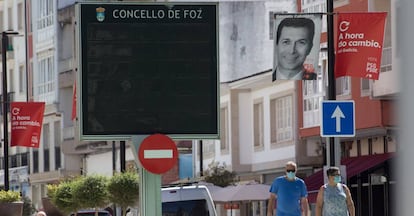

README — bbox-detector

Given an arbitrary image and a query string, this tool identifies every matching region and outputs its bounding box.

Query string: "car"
[70,209,112,216]
[161,184,217,216]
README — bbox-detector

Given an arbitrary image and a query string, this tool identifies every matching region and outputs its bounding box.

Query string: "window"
[220,106,229,153]
[381,47,392,72]
[270,95,293,144]
[21,152,28,167]
[333,0,350,8]
[9,68,14,92]
[38,0,54,29]
[8,8,12,31]
[37,55,55,103]
[18,3,24,30]
[0,11,3,31]
[269,11,286,40]
[11,155,17,168]
[361,79,370,96]
[43,123,50,172]
[336,77,350,96]
[303,79,323,127]
[19,65,26,93]
[253,102,264,149]
[54,121,61,169]
[201,140,215,159]
[269,12,275,40]
[33,150,39,173]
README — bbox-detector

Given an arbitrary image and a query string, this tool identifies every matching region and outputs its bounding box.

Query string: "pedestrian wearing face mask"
[315,167,355,216]
[267,161,309,216]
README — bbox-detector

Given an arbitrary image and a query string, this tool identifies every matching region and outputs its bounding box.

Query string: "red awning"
[304,171,323,203]
[304,153,394,203]
[341,153,394,178]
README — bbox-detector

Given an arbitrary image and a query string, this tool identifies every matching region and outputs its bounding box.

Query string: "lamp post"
[2,31,18,191]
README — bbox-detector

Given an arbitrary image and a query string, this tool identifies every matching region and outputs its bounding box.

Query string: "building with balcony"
[298,0,396,215]
[194,0,396,216]
[0,1,398,215]
[0,0,31,200]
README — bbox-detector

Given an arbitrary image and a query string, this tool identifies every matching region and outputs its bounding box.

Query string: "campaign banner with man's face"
[11,102,45,148]
[273,13,322,81]
[335,12,387,80]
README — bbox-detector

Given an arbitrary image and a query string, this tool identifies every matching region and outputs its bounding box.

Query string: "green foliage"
[108,172,139,216]
[73,175,109,210]
[46,184,59,199]
[204,161,236,187]
[49,173,140,215]
[52,180,81,214]
[0,190,21,203]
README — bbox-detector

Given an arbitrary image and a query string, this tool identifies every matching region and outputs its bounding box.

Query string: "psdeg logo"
[96,7,105,22]
[339,20,350,32]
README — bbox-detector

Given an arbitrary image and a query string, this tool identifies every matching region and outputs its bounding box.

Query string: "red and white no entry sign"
[138,134,178,174]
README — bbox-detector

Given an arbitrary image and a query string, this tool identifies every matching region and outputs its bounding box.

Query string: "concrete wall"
[219,0,296,82]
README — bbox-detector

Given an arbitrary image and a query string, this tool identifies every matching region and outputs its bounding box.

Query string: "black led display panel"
[77,3,218,139]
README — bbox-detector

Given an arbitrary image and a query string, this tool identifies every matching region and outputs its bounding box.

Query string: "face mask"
[334,176,342,184]
[286,172,295,180]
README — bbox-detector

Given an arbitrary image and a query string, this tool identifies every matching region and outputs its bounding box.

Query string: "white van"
[161,184,217,216]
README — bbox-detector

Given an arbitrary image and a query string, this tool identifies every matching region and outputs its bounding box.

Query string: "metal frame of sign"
[75,2,219,140]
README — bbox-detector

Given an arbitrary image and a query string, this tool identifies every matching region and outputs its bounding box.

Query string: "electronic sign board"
[76,2,219,140]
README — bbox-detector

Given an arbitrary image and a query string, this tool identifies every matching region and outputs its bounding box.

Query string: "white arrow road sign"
[321,100,355,137]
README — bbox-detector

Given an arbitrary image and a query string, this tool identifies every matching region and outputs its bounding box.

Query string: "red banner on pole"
[335,12,387,80]
[11,102,45,148]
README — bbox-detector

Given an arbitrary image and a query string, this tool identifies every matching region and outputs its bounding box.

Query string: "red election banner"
[335,12,387,80]
[11,102,45,148]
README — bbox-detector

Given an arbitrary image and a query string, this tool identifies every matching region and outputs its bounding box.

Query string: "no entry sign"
[138,134,178,174]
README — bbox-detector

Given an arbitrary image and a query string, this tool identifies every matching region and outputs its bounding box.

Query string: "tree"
[51,180,81,215]
[73,175,109,216]
[107,172,139,216]
[204,161,236,187]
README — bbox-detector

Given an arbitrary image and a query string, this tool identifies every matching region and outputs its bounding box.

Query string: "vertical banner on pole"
[272,13,322,81]
[335,12,387,80]
[10,102,45,148]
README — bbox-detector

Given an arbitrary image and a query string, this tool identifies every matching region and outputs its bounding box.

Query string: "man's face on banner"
[277,26,312,72]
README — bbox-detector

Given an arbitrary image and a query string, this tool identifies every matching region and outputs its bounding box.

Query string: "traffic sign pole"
[132,134,178,216]
[131,135,162,216]
[139,167,161,216]
[327,0,336,167]
[321,100,355,167]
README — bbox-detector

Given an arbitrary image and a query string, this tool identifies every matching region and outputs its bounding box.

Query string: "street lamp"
[2,30,19,191]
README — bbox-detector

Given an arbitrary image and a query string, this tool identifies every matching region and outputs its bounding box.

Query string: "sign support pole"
[2,31,18,191]
[131,136,162,216]
[139,168,161,216]
[327,0,338,167]
[2,32,10,191]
